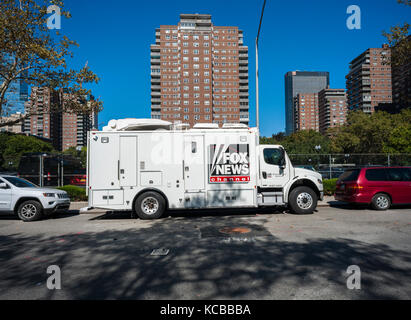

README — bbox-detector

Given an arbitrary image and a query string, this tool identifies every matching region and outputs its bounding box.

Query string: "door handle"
[262,171,267,179]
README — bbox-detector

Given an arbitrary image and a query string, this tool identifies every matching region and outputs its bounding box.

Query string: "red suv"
[335,167,411,210]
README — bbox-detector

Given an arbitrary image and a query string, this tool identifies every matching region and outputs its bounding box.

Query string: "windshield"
[2,176,38,188]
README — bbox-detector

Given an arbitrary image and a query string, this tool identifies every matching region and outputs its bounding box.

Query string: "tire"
[134,191,166,220]
[371,193,391,210]
[17,200,43,222]
[288,186,318,214]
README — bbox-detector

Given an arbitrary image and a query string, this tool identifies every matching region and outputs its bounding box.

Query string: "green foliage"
[261,130,331,154]
[57,185,87,201]
[62,146,87,168]
[323,179,338,196]
[0,132,53,170]
[329,109,411,154]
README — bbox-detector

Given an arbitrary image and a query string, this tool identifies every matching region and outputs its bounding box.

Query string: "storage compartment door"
[89,134,120,189]
[119,136,137,187]
[183,135,205,191]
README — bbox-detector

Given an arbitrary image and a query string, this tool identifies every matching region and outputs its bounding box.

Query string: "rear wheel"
[17,200,43,222]
[371,193,391,210]
[288,186,318,214]
[134,191,166,219]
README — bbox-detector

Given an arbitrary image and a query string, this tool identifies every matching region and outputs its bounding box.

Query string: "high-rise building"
[25,87,98,151]
[318,88,347,135]
[293,93,319,132]
[391,35,410,112]
[284,71,329,135]
[150,14,249,127]
[0,54,28,115]
[346,45,392,113]
[25,87,62,150]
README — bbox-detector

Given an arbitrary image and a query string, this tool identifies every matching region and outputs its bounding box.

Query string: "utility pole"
[255,0,267,132]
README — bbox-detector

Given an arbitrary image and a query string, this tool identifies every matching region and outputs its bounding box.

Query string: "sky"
[60,0,410,136]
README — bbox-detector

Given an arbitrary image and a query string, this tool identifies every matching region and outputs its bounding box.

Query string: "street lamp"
[255,0,267,132]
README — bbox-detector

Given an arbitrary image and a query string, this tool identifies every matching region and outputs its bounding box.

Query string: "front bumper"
[43,199,71,213]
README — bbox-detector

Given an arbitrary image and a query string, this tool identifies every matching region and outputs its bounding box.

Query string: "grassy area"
[323,178,338,196]
[57,185,87,201]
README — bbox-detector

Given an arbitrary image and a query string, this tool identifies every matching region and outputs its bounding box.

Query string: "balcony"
[151,98,161,103]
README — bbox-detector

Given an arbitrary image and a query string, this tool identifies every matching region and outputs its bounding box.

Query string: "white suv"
[0,175,71,222]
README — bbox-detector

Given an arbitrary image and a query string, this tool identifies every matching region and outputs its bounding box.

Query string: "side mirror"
[0,182,8,189]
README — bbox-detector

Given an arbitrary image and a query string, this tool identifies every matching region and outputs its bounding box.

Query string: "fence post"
[387,154,390,166]
[329,154,332,180]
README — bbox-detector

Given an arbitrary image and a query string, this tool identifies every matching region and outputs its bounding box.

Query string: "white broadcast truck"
[86,119,323,219]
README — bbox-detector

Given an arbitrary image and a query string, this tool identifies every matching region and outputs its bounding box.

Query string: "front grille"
[57,193,69,199]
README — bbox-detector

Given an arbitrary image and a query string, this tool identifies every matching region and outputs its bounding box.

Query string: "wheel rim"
[376,195,389,209]
[21,204,37,219]
[141,197,159,215]
[296,192,313,210]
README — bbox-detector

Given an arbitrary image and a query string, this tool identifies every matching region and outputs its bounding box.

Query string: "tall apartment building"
[150,14,249,127]
[391,35,410,112]
[61,92,98,151]
[346,45,392,113]
[25,87,62,150]
[318,88,347,135]
[284,71,329,135]
[293,93,319,132]
[25,87,98,151]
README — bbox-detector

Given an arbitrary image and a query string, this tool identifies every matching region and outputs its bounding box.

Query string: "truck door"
[259,146,290,188]
[183,135,205,191]
[119,136,137,187]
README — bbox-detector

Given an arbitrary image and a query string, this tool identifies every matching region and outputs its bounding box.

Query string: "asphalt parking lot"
[1,203,411,300]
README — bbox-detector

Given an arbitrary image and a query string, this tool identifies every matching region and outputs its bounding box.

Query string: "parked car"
[0,175,70,221]
[334,167,411,210]
[69,174,87,187]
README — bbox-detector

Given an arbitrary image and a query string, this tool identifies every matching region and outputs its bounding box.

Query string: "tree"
[382,0,410,67]
[0,0,102,127]
[329,111,394,154]
[0,132,53,170]
[62,146,87,168]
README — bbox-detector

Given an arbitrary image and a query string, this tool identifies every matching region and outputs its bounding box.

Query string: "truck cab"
[257,144,324,213]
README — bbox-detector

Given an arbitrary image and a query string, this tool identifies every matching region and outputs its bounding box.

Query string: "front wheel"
[288,186,318,214]
[134,191,166,219]
[17,200,43,222]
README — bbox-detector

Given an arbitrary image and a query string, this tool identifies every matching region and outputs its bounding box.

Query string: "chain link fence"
[289,154,411,179]
[16,153,86,187]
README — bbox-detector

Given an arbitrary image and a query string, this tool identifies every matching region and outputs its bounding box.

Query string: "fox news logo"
[209,144,250,183]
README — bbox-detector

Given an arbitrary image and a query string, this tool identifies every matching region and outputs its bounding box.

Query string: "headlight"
[317,179,323,184]
[43,193,56,197]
